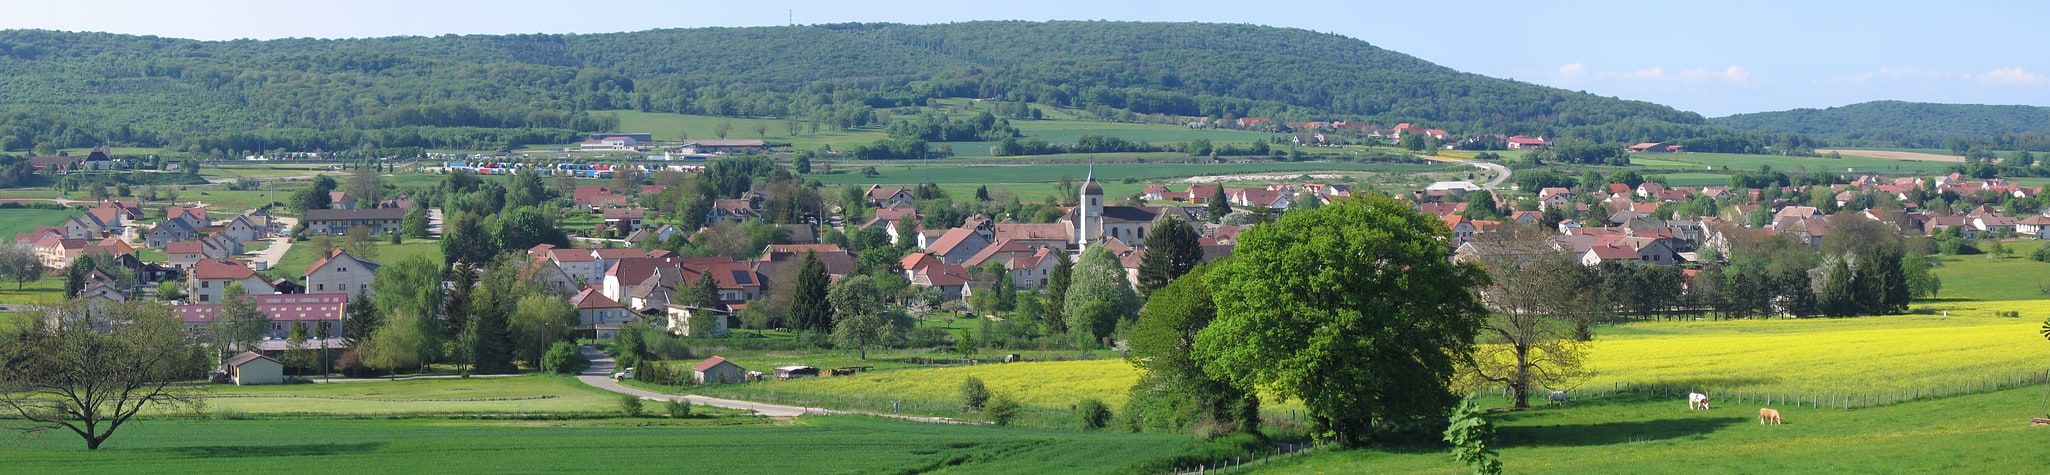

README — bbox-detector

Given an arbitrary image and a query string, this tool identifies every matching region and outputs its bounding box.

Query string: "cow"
[1548,390,1570,406]
[1759,408,1783,425]
[1688,392,1711,410]
[1003,354,1023,363]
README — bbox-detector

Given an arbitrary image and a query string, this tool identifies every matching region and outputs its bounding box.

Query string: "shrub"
[541,341,589,374]
[960,376,990,411]
[1074,398,1111,430]
[618,393,645,417]
[985,393,1020,426]
[665,399,693,418]
[2032,245,2050,263]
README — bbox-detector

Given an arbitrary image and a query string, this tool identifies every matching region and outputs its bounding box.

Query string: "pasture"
[269,238,444,279]
[201,375,623,416]
[605,108,1276,159]
[1924,239,2050,302]
[0,416,1235,474]
[807,161,1455,186]
[1249,384,2046,474]
[0,208,80,238]
[0,278,65,306]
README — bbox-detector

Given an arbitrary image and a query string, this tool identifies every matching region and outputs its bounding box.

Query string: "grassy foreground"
[1250,384,2047,474]
[0,416,1225,474]
[200,375,621,416]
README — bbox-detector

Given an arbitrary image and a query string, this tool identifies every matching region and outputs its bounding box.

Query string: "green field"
[0,278,64,306]
[0,208,81,238]
[1628,152,1956,174]
[204,375,622,416]
[1251,385,2043,474]
[1923,240,2050,302]
[604,108,1278,158]
[809,161,1454,186]
[0,415,1237,474]
[270,238,444,279]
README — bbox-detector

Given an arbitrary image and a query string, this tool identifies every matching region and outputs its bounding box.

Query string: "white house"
[304,249,380,295]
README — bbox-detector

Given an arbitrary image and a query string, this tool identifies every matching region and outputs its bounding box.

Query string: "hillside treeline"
[1714,101,2050,151]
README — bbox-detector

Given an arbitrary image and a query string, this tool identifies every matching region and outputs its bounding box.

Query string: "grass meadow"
[1923,239,2050,302]
[1249,384,2046,474]
[269,238,443,279]
[0,278,65,307]
[0,208,81,238]
[200,375,622,416]
[0,414,1227,474]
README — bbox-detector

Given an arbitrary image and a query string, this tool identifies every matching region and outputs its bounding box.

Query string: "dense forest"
[1713,101,2050,151]
[0,21,1728,155]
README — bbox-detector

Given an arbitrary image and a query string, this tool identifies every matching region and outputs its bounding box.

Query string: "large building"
[304,208,405,236]
[1073,168,1182,251]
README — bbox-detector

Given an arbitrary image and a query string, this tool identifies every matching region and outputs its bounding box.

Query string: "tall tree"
[787,252,834,333]
[893,216,919,250]
[1064,246,1139,346]
[347,164,383,206]
[1207,186,1232,220]
[685,271,724,309]
[827,275,896,359]
[342,287,380,345]
[508,294,577,368]
[1819,256,1856,317]
[492,206,569,252]
[1463,252,1600,409]
[360,310,428,378]
[0,300,209,450]
[215,282,271,362]
[1043,251,1073,335]
[440,211,497,265]
[63,255,96,298]
[1136,217,1204,297]
[401,205,430,238]
[1196,195,1490,447]
[1124,264,1258,434]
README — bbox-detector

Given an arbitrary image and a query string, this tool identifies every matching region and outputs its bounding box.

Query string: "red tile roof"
[166,241,204,254]
[693,356,731,372]
[572,288,624,309]
[191,258,257,280]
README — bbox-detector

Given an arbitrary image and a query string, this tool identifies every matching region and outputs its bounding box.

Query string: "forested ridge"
[0,21,1715,154]
[1713,101,2050,151]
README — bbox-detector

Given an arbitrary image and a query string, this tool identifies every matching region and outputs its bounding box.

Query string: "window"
[339,283,347,291]
[201,281,210,288]
[199,294,210,302]
[316,283,324,291]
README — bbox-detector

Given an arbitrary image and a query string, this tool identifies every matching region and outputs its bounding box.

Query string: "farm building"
[693,356,746,384]
[773,365,819,380]
[223,351,285,385]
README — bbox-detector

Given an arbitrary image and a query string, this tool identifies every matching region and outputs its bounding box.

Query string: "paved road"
[426,208,444,236]
[572,346,976,423]
[246,216,298,269]
[1430,156,1512,190]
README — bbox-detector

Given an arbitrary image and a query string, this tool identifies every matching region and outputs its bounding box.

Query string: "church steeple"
[1079,165,1104,249]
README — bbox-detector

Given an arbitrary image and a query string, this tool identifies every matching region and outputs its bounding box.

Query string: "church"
[1070,168,1202,251]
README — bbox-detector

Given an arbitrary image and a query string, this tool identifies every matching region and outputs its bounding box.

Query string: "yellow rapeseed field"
[1579,307,2050,397]
[748,359,1142,409]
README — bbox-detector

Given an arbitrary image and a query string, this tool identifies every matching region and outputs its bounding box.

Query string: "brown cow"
[1759,408,1783,425]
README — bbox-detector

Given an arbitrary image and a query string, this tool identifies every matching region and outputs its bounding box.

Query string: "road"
[246,216,298,270]
[572,346,974,423]
[1430,156,1512,190]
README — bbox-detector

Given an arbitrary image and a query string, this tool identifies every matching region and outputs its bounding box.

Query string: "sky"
[5,0,2047,117]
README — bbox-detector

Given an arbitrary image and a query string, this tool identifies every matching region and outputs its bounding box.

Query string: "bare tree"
[1459,229,1604,409]
[0,300,209,449]
[347,163,384,206]
[0,243,45,289]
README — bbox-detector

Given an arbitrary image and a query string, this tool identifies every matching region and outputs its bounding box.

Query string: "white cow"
[1688,392,1711,410]
[1548,390,1570,406]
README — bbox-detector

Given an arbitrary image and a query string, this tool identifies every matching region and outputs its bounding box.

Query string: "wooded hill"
[1713,101,2050,151]
[0,21,1716,155]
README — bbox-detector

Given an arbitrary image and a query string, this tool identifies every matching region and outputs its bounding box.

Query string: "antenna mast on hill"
[789,10,793,26]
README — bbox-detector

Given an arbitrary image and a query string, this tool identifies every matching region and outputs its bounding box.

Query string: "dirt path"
[573,346,976,424]
[1816,149,1964,162]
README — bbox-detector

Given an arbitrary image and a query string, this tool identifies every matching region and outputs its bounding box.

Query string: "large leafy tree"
[440,211,497,265]
[492,206,569,252]
[0,300,209,450]
[1196,194,1490,447]
[1064,246,1139,346]
[0,243,45,290]
[787,252,834,334]
[1137,216,1204,297]
[508,294,578,368]
[1124,264,1258,434]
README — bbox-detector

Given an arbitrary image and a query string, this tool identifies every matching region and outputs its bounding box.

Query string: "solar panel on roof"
[730,270,752,285]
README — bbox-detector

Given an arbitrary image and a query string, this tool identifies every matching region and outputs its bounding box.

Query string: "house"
[2018,215,2050,236]
[146,218,199,248]
[1538,187,1573,211]
[1581,245,1642,266]
[200,233,241,258]
[223,215,262,242]
[1505,136,1548,149]
[1974,216,2019,235]
[1627,142,1666,153]
[571,288,632,337]
[693,356,747,384]
[223,352,286,385]
[166,241,205,269]
[187,258,274,304]
[664,304,730,338]
[866,185,916,208]
[705,199,760,225]
[602,207,647,234]
[165,207,210,230]
[900,253,975,301]
[924,227,992,264]
[304,249,380,295]
[522,258,579,294]
[678,139,768,155]
[546,248,602,285]
[303,208,405,236]
[572,186,633,209]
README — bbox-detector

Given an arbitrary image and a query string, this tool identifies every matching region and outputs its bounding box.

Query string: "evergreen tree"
[974,185,991,202]
[1461,191,1500,220]
[1136,217,1204,297]
[1043,251,1073,335]
[343,287,380,345]
[687,271,724,309]
[1819,257,1855,317]
[788,252,833,333]
[63,255,96,298]
[440,211,498,265]
[1207,186,1232,221]
[893,216,919,250]
[463,296,516,374]
[402,205,430,238]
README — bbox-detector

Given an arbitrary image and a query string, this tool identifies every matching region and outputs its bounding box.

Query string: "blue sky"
[6,0,2046,117]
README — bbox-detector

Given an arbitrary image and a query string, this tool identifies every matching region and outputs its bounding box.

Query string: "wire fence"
[1516,369,2050,410]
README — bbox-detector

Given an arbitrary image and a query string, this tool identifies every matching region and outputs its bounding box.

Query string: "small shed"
[224,351,285,385]
[692,356,746,384]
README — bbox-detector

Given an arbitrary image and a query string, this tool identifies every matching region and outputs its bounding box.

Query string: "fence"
[1516,369,2050,410]
[1169,444,1317,475]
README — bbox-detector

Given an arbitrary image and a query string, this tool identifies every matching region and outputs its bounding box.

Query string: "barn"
[692,356,746,384]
